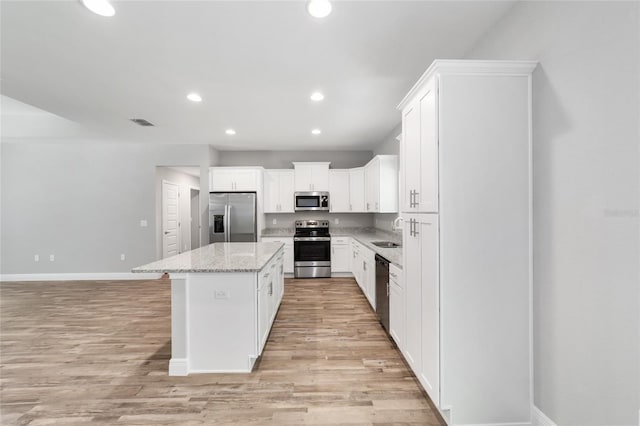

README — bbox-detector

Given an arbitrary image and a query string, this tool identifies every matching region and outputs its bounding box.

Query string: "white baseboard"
[168,359,188,376]
[0,272,163,282]
[533,406,557,426]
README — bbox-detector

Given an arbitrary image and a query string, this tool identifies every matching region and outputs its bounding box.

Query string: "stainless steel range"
[293,220,331,278]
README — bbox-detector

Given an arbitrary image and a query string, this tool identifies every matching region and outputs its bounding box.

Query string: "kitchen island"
[133,242,285,376]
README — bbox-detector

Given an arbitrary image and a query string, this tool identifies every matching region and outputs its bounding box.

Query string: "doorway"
[190,187,201,250]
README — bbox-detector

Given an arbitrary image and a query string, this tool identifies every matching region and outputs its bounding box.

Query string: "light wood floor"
[1,277,443,425]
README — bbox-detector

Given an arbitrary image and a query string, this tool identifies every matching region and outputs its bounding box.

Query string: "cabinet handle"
[363,261,366,271]
[366,203,370,211]
[350,204,352,211]
[375,202,379,210]
[414,220,420,236]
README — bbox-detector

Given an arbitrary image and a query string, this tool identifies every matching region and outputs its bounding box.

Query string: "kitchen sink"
[371,241,401,248]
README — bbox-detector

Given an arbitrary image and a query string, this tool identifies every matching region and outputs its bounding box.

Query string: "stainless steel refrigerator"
[209,192,257,243]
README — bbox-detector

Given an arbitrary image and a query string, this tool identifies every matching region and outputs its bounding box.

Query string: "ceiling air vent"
[130,118,155,127]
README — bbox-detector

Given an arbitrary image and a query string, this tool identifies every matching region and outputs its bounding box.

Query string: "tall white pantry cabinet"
[398,60,536,425]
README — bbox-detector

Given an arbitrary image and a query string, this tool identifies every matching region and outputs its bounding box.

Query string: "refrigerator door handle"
[224,204,230,242]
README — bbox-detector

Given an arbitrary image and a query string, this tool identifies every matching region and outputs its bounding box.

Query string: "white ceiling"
[0,0,516,150]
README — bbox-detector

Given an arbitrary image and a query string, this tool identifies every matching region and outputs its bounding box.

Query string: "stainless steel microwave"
[294,192,329,211]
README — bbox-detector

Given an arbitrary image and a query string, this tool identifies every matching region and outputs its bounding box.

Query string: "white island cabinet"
[133,242,284,376]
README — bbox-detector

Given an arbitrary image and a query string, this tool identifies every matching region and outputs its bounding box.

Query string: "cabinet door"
[419,80,439,212]
[403,214,422,373]
[363,248,376,309]
[210,169,235,191]
[263,171,280,213]
[234,169,259,191]
[257,271,272,354]
[364,159,380,212]
[389,264,404,350]
[418,214,439,406]
[349,168,365,212]
[310,164,329,191]
[329,170,350,212]
[402,102,420,212]
[389,279,404,350]
[294,165,313,191]
[331,243,350,272]
[278,171,295,212]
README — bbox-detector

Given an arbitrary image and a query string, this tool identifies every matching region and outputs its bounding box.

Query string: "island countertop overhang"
[132,242,284,274]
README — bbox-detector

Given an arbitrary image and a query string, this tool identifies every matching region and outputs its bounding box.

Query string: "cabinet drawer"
[389,263,403,287]
[332,237,350,245]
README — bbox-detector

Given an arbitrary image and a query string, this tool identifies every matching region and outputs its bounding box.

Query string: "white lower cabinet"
[388,263,404,351]
[350,239,375,310]
[331,237,351,273]
[257,253,285,355]
[260,237,293,274]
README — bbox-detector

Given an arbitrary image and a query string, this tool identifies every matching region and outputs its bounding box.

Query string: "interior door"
[162,180,180,258]
[228,193,256,242]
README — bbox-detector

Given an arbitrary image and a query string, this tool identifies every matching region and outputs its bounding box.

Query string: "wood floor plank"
[1,277,443,425]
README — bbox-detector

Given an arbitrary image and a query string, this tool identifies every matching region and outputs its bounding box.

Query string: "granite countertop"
[132,242,284,273]
[261,227,403,268]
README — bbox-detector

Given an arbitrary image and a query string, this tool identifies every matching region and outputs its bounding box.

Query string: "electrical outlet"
[272,218,277,225]
[120,254,126,261]
[214,290,230,299]
[49,254,55,262]
[334,218,339,225]
[140,219,148,227]
[34,254,39,262]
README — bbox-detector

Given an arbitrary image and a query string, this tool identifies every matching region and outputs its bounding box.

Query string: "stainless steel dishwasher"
[375,254,390,332]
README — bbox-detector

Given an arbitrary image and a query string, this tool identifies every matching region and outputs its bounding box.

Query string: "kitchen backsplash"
[264,213,373,230]
[374,213,402,234]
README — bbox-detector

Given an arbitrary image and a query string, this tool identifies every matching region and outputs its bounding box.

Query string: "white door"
[294,165,313,191]
[419,214,440,406]
[162,180,180,258]
[419,80,439,213]
[329,170,350,212]
[310,164,329,191]
[263,170,279,212]
[403,214,421,372]
[279,171,295,212]
[402,102,420,212]
[233,169,258,191]
[349,168,365,212]
[364,159,380,212]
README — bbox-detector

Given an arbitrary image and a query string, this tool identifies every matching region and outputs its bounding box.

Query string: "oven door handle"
[294,237,331,242]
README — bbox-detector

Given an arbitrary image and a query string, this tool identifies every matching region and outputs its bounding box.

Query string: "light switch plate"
[140,219,148,227]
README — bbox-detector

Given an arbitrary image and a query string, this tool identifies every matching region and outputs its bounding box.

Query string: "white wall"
[1,142,216,275]
[465,2,639,424]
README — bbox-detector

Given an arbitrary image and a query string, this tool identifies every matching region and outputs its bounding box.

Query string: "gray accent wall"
[218,150,373,169]
[1,142,216,274]
[465,2,639,424]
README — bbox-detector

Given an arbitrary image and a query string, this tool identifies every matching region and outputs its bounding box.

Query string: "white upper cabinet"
[210,167,262,192]
[401,78,438,213]
[349,168,365,212]
[264,170,294,213]
[364,155,398,213]
[293,162,330,192]
[328,170,350,212]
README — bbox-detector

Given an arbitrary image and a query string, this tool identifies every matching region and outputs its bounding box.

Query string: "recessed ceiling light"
[310,92,325,102]
[311,129,322,135]
[307,0,332,18]
[187,93,202,102]
[81,0,115,17]
[225,129,236,135]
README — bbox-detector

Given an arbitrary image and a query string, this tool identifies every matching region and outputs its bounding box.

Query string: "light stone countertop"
[261,227,403,268]
[132,242,284,273]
